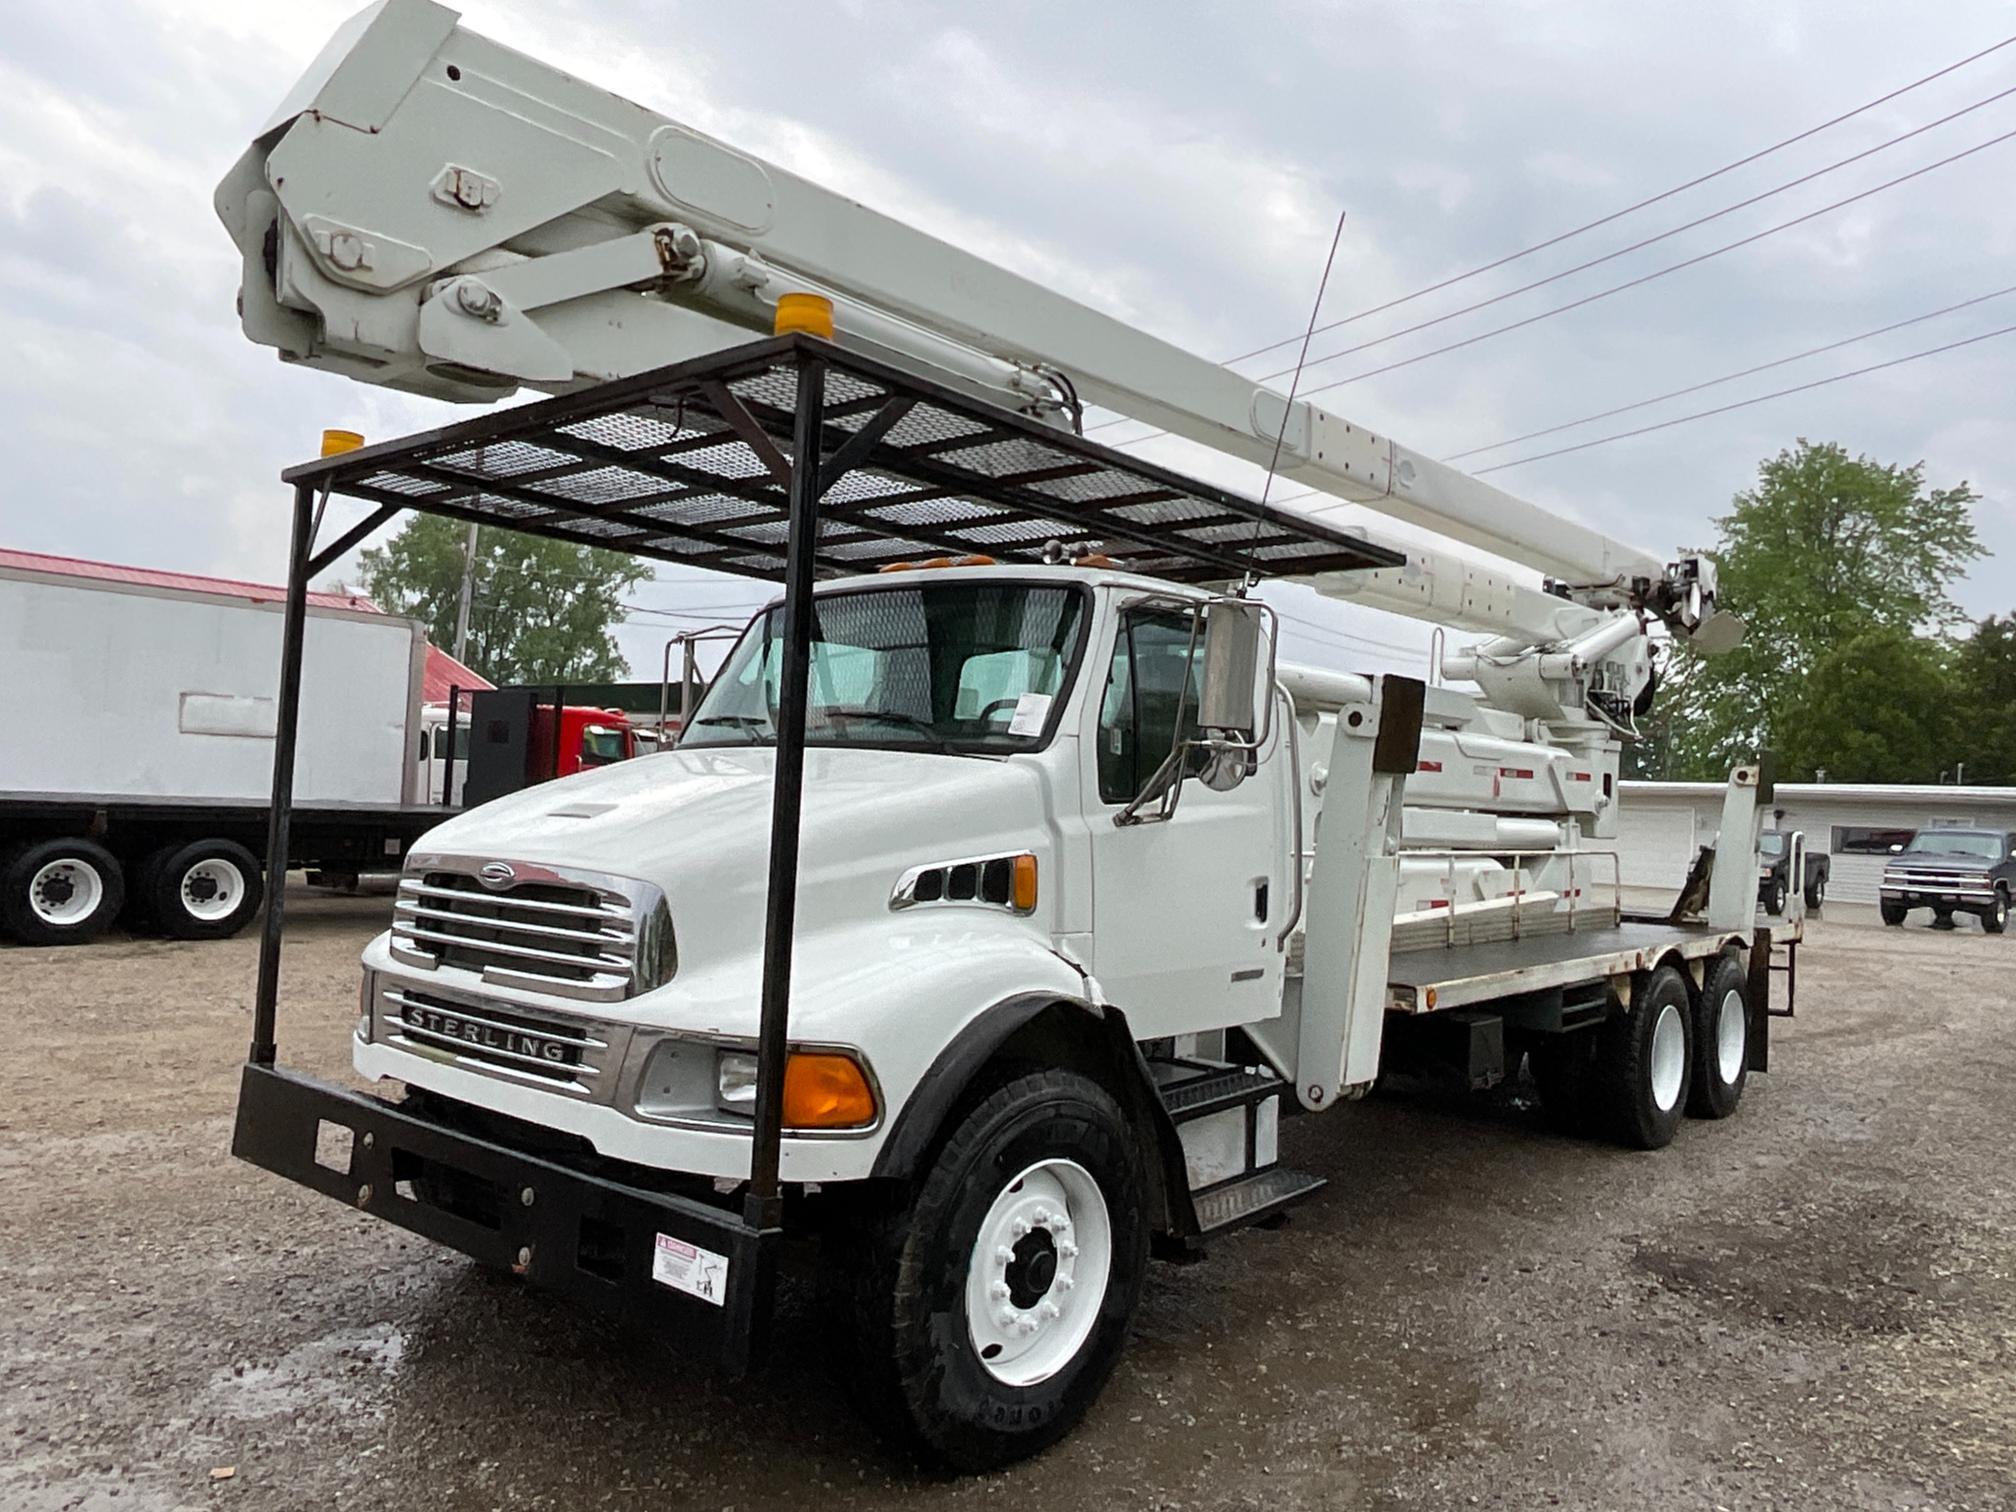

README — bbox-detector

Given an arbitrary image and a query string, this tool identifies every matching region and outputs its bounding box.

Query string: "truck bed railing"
[1402,848,1624,947]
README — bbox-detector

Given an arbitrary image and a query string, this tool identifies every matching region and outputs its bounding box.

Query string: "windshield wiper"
[819,707,953,752]
[689,713,774,743]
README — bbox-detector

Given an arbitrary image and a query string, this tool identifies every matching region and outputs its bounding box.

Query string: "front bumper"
[1880,874,1995,905]
[232,1063,777,1375]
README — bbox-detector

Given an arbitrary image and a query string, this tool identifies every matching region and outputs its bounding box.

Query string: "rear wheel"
[1595,965,1693,1150]
[1805,874,1825,911]
[1686,954,1749,1119]
[1984,887,2009,935]
[0,838,125,946]
[146,839,263,940]
[832,1069,1148,1471]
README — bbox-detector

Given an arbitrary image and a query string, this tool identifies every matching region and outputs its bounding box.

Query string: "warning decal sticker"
[652,1232,730,1306]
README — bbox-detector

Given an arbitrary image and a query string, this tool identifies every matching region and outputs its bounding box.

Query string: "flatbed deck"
[1386,914,1802,1013]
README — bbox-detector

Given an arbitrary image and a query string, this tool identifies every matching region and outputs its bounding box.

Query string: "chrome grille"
[389,857,671,1002]
[1882,869,1994,895]
[376,984,626,1099]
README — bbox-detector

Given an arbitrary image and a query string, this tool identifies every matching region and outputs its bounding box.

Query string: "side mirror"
[1198,598,1265,737]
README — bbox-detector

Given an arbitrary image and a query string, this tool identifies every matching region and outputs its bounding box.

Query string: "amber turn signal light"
[782,1052,878,1129]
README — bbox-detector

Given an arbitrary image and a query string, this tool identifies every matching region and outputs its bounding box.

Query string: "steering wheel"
[974,698,1023,724]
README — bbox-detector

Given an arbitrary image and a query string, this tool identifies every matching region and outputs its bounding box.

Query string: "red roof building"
[0,546,492,703]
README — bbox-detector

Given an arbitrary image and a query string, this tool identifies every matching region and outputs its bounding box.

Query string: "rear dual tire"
[0,838,125,945]
[140,839,262,940]
[1594,965,1694,1150]
[1686,955,1749,1120]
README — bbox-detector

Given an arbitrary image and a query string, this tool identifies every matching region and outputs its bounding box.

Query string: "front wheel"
[1764,877,1788,916]
[833,1069,1148,1471]
[1984,888,2009,935]
[1880,900,1907,927]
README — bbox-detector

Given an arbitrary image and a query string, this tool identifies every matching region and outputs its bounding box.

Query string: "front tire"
[833,1069,1148,1471]
[0,838,125,945]
[1595,965,1693,1150]
[1880,900,1907,927]
[1687,954,1749,1119]
[1984,887,2009,935]
[1764,877,1788,916]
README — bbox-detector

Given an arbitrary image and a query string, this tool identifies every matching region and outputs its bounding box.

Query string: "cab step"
[1193,1166,1327,1235]
[1155,1064,1285,1122]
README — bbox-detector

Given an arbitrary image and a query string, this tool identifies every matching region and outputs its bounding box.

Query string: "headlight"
[714,1047,878,1129]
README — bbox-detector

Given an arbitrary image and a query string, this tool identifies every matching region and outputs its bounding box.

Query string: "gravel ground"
[4,900,2012,1511]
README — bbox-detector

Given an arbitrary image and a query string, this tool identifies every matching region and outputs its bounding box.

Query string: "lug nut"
[1042,1300,1062,1320]
[1011,1218,1031,1238]
[1058,1241,1078,1260]
[997,1310,1019,1329]
[1057,1275,1075,1292]
[995,1245,1015,1263]
[989,1281,1009,1301]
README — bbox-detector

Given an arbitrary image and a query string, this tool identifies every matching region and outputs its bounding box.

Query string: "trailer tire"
[832,1069,1147,1472]
[146,839,263,940]
[1594,965,1692,1150]
[1686,955,1749,1120]
[1,838,125,946]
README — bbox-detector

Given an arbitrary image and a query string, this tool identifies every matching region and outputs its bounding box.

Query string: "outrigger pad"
[231,1063,777,1376]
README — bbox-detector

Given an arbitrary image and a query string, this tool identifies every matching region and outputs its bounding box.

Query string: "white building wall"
[1616,781,2016,915]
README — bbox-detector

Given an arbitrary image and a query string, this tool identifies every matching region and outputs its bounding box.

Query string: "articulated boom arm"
[218,0,1725,672]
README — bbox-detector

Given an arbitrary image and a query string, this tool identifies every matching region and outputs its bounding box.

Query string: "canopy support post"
[250,482,316,1066]
[744,355,826,1232]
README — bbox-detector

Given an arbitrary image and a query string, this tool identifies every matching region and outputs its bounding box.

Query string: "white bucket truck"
[217,1,1800,1469]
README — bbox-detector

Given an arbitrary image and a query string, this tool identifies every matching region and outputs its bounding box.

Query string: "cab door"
[1080,603,1287,1039]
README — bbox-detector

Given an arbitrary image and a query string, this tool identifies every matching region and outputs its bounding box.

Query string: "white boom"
[216,0,1733,722]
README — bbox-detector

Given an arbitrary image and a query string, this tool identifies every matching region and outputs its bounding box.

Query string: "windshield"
[580,726,629,765]
[1758,833,1784,856]
[1901,831,2003,861]
[682,581,1087,755]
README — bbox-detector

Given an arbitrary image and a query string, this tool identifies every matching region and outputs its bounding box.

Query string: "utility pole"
[452,522,479,665]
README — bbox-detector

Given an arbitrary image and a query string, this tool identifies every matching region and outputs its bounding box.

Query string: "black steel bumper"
[232,1064,777,1376]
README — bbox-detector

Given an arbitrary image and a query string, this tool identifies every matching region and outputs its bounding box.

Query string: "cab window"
[1097,608,1204,804]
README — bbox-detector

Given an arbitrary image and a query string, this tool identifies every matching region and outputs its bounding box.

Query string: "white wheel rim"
[1650,1001,1686,1113]
[965,1158,1113,1387]
[179,858,245,922]
[1715,987,1746,1086]
[28,858,104,927]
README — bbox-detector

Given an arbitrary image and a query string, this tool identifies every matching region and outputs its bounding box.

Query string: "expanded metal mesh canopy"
[285,336,1403,586]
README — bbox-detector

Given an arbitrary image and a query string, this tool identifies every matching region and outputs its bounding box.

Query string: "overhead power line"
[1444,283,2016,459]
[1105,121,2016,455]
[1265,123,2016,408]
[1247,84,2016,388]
[1469,321,2016,474]
[1089,29,2016,407]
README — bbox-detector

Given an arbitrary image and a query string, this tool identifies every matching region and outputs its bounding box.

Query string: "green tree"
[356,517,651,685]
[1954,614,2016,784]
[1666,440,1980,779]
[1774,628,1959,783]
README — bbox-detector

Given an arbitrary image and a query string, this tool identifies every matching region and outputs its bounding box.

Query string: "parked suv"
[1757,830,1827,914]
[1880,829,2014,932]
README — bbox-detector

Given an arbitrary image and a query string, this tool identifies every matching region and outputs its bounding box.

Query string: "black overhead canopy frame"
[242,333,1403,1283]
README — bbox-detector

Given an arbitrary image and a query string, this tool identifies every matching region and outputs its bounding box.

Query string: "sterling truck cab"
[362,563,1293,1187]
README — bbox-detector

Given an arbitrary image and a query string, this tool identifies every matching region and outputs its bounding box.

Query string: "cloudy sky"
[5,0,2014,679]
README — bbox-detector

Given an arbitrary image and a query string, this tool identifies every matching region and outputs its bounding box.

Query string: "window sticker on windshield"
[1008,692,1053,736]
[652,1233,729,1306]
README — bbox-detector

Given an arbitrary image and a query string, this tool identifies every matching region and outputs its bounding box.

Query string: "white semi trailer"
[217,0,1803,1471]
[0,556,453,943]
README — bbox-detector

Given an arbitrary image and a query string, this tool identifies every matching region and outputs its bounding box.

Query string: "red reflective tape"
[1498,767,1535,779]
[1571,770,1592,781]
[1417,760,1444,773]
